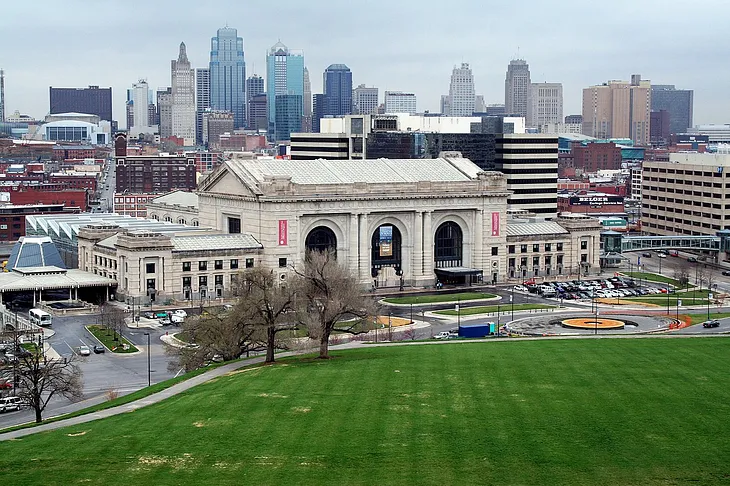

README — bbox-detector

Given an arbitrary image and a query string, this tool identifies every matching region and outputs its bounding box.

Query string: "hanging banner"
[491,212,500,237]
[379,225,393,257]
[278,220,288,246]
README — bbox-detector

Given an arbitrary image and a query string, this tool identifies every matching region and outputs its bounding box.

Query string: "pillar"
[358,213,370,282]
[412,211,423,280]
[422,211,433,279]
[349,213,359,276]
[473,209,483,271]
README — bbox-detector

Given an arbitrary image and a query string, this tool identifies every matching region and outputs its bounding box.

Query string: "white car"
[79,345,91,356]
[172,309,188,318]
[513,285,528,292]
[433,331,451,339]
[0,396,22,413]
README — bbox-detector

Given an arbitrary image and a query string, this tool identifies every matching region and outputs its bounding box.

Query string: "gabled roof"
[150,190,199,209]
[506,221,569,237]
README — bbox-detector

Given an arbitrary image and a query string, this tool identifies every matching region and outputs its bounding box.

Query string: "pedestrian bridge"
[602,230,730,254]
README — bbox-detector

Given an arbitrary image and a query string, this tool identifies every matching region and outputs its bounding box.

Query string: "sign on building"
[379,225,393,257]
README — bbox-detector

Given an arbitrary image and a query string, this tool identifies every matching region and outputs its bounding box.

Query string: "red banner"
[491,212,500,237]
[278,220,288,246]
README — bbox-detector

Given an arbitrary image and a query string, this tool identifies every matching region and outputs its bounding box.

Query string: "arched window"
[305,226,337,255]
[434,221,463,268]
[371,224,402,273]
[178,218,186,225]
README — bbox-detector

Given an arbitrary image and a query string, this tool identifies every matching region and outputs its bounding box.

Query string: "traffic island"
[86,325,139,353]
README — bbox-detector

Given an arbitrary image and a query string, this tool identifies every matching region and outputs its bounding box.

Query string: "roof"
[0,268,115,292]
[232,158,481,185]
[96,234,119,250]
[506,220,569,237]
[7,237,66,271]
[172,234,262,252]
[150,191,199,209]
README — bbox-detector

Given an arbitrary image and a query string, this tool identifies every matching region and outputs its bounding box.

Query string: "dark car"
[703,320,720,328]
[142,311,155,319]
[641,252,652,258]
[722,271,730,276]
[93,345,105,354]
[687,257,698,263]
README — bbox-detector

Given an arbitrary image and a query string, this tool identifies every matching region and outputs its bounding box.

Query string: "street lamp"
[708,284,718,321]
[410,303,413,325]
[143,332,151,387]
[593,290,598,335]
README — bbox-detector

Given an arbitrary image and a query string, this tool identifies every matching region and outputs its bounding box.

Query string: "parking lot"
[513,276,668,302]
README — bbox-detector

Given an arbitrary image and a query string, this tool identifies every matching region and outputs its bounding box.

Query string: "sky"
[1,0,729,126]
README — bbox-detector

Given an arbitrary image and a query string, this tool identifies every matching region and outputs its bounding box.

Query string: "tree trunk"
[34,406,42,423]
[319,333,330,359]
[266,327,276,363]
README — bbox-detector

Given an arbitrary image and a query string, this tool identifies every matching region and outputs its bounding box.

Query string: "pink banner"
[491,212,500,237]
[278,220,288,246]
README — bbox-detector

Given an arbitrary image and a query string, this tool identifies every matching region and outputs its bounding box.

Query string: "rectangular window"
[182,262,191,272]
[146,278,155,290]
[533,244,540,252]
[214,260,223,270]
[520,244,527,253]
[508,245,515,254]
[279,258,287,268]
[532,256,540,267]
[245,258,254,269]
[557,255,564,265]
[199,275,208,288]
[581,240,588,250]
[215,275,224,286]
[199,261,207,271]
[581,254,588,263]
[545,243,551,252]
[230,259,239,270]
[557,243,564,251]
[145,262,155,274]
[182,276,191,289]
[491,247,498,256]
[228,217,241,234]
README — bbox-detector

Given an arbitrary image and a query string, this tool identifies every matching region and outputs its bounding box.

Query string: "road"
[620,250,730,294]
[92,156,115,213]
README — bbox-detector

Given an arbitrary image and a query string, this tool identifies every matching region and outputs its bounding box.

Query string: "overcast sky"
[1,0,728,126]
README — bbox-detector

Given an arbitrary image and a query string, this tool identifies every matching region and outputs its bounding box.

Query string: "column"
[358,213,370,282]
[412,211,423,280]
[422,211,433,278]
[474,209,483,271]
[349,213,359,276]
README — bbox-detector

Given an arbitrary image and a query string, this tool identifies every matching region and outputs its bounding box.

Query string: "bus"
[29,308,52,327]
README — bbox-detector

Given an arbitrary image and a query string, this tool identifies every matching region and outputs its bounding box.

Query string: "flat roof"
[0,268,116,292]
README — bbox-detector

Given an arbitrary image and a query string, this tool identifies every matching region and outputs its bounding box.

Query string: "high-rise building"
[312,94,325,133]
[209,27,246,129]
[447,63,475,116]
[651,85,693,135]
[157,87,173,139]
[195,68,210,145]
[582,74,651,145]
[384,91,417,114]
[131,79,152,134]
[505,59,531,118]
[248,94,268,132]
[353,84,378,115]
[302,68,312,132]
[171,42,196,145]
[49,86,113,121]
[246,74,265,130]
[475,95,486,114]
[528,82,563,127]
[323,64,352,117]
[565,114,582,125]
[266,41,304,141]
[203,110,235,148]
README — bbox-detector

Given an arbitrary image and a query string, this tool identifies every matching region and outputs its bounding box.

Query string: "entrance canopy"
[434,267,483,278]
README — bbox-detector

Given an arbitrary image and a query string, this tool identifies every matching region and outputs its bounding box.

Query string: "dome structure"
[6,236,66,271]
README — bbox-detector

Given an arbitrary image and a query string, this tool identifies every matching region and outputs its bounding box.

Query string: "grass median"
[623,272,687,288]
[434,303,555,316]
[86,325,139,353]
[383,292,497,305]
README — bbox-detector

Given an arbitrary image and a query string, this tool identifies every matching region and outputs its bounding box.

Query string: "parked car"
[433,331,451,340]
[668,250,679,257]
[171,315,184,325]
[159,317,172,326]
[641,252,652,258]
[79,345,91,356]
[142,311,155,319]
[722,271,730,276]
[687,257,698,263]
[0,396,22,413]
[703,320,720,328]
[172,309,188,318]
[93,345,105,354]
[513,285,528,292]
[0,381,12,390]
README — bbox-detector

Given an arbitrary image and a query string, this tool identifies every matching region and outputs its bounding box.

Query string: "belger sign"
[570,195,621,206]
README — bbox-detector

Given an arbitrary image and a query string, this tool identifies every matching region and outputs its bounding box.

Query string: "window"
[146,278,155,290]
[145,262,155,274]
[199,261,207,271]
[520,244,527,253]
[557,255,563,265]
[279,258,287,268]
[214,260,223,270]
[182,276,191,289]
[215,275,224,286]
[545,243,551,252]
[580,240,588,250]
[581,254,588,263]
[228,217,241,234]
[491,247,498,256]
[199,276,208,288]
[182,262,191,272]
[246,258,254,269]
[556,243,563,251]
[230,259,239,270]
[508,245,515,254]
[533,244,540,252]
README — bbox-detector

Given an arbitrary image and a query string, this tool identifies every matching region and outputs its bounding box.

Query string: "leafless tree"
[295,250,374,359]
[236,267,298,363]
[674,262,691,288]
[14,350,83,423]
[107,307,127,344]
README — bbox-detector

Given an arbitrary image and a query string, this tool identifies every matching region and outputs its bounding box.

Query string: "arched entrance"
[434,221,479,285]
[305,226,337,256]
[371,224,402,288]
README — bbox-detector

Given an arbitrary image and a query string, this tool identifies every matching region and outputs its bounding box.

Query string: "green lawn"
[383,292,497,305]
[86,325,139,353]
[623,272,687,288]
[434,303,554,316]
[4,340,730,484]
[688,312,730,325]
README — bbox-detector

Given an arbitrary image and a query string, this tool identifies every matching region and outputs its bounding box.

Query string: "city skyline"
[1,0,728,125]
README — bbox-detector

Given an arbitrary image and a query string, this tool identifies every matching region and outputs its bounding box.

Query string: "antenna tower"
[0,69,5,122]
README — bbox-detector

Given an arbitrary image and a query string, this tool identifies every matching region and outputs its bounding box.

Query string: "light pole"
[497,302,501,334]
[511,286,515,321]
[708,284,717,321]
[143,332,151,387]
[410,303,413,325]
[388,312,392,341]
[457,297,461,329]
[593,290,598,335]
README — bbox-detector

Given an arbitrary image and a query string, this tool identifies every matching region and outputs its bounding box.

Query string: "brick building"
[112,193,157,217]
[571,142,622,173]
[558,191,625,215]
[115,155,196,193]
[49,173,98,192]
[3,185,89,210]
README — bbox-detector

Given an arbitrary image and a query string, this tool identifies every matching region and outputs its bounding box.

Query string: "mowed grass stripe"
[3,340,730,484]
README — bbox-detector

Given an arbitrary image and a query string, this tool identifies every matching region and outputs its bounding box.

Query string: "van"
[0,396,22,413]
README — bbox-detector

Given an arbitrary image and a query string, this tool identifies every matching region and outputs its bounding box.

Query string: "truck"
[458,324,493,338]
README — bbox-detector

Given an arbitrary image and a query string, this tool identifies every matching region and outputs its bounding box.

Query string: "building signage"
[379,225,393,257]
[278,220,288,246]
[491,212,500,237]
[570,195,622,207]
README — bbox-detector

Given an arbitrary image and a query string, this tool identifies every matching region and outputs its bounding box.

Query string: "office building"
[650,110,670,144]
[115,153,196,194]
[582,74,651,146]
[171,42,196,145]
[528,82,563,127]
[312,94,325,133]
[130,79,154,135]
[49,86,112,122]
[157,88,173,139]
[642,152,730,236]
[247,94,267,132]
[203,110,235,148]
[246,74,264,100]
[483,104,506,116]
[446,63,475,116]
[209,27,246,129]
[302,68,312,132]
[323,64,352,117]
[571,141,622,172]
[505,59,531,119]
[353,84,378,115]
[384,91,417,114]
[195,68,210,145]
[290,133,350,160]
[495,134,558,218]
[266,41,305,141]
[651,85,693,135]
[475,95,486,114]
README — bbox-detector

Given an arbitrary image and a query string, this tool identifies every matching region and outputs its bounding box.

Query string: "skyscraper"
[209,27,246,129]
[302,67,312,132]
[170,42,196,145]
[246,74,265,130]
[131,79,152,134]
[447,63,475,116]
[49,86,113,121]
[353,84,378,115]
[157,87,173,139]
[582,74,651,145]
[266,41,304,141]
[323,64,352,117]
[528,82,563,128]
[651,85,693,134]
[195,68,210,145]
[384,91,417,114]
[505,59,531,118]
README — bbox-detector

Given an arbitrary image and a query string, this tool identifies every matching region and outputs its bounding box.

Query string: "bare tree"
[673,262,691,288]
[236,267,298,363]
[107,307,126,344]
[14,350,83,423]
[295,250,374,359]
